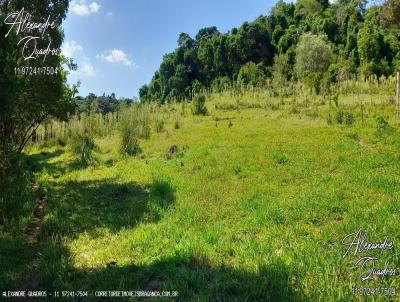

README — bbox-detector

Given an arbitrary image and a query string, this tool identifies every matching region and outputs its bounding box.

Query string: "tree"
[381,0,400,28]
[237,62,266,87]
[178,33,195,49]
[295,33,333,76]
[295,33,334,93]
[0,0,74,220]
[273,53,292,83]
[195,26,220,41]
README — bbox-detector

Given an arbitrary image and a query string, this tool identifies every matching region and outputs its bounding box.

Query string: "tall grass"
[28,76,399,153]
[119,103,151,155]
[68,110,101,166]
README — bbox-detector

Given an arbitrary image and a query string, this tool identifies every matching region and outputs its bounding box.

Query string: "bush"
[68,114,98,166]
[120,125,141,156]
[75,136,96,165]
[0,154,32,222]
[119,105,151,156]
[335,110,344,124]
[335,110,355,125]
[192,95,208,115]
[237,62,266,87]
[344,112,355,125]
[376,116,389,131]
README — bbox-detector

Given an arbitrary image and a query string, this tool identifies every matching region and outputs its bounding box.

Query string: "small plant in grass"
[232,163,242,175]
[332,92,339,107]
[376,116,389,132]
[272,151,289,165]
[192,95,208,115]
[174,119,181,129]
[335,110,344,124]
[326,112,333,125]
[268,205,286,225]
[344,112,355,125]
[290,104,300,114]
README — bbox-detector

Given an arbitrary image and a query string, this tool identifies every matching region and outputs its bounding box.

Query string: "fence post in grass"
[397,72,400,121]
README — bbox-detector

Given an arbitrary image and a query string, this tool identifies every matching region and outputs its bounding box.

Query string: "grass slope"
[1,91,400,301]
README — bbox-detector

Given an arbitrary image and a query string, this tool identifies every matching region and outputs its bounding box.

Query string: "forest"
[139,0,400,101]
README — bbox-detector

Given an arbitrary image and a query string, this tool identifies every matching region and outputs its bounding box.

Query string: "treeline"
[74,93,136,115]
[139,0,400,102]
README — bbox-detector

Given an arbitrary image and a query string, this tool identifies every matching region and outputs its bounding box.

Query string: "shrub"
[0,154,32,222]
[192,95,208,115]
[120,126,141,156]
[119,105,151,156]
[344,112,355,125]
[76,136,96,165]
[376,116,389,131]
[237,62,266,87]
[335,110,344,124]
[68,114,98,166]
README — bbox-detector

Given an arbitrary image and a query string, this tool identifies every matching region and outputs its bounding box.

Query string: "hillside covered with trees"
[139,0,400,102]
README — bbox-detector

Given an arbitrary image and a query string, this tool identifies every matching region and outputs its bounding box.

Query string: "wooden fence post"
[397,72,400,121]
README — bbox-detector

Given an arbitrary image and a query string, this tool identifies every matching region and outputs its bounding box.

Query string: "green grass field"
[1,89,399,301]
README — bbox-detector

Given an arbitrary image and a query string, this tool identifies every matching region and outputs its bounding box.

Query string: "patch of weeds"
[120,128,141,156]
[145,176,176,222]
[335,110,355,125]
[267,204,286,225]
[193,95,208,115]
[335,110,344,124]
[326,112,333,125]
[272,151,289,165]
[155,118,165,133]
[232,164,242,175]
[150,177,175,209]
[290,105,300,114]
[376,116,389,132]
[344,112,355,125]
[174,119,181,130]
[346,132,359,141]
[332,92,339,108]
[305,108,319,119]
[270,103,280,111]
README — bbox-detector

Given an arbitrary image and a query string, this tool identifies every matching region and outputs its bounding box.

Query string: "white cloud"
[81,60,96,77]
[97,49,134,67]
[106,12,113,16]
[70,1,101,16]
[61,40,82,58]
[89,2,100,13]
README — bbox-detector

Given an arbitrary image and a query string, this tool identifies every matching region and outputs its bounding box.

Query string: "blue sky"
[62,0,276,99]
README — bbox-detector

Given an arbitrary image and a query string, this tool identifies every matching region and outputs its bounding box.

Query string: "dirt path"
[12,183,47,299]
